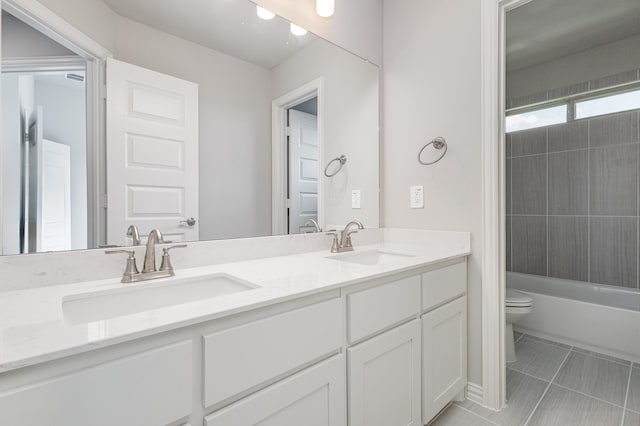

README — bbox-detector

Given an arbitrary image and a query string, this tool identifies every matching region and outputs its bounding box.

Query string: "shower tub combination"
[508,272,640,363]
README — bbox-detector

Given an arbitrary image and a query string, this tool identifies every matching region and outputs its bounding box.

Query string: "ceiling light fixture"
[290,23,308,36]
[256,5,275,20]
[316,0,335,17]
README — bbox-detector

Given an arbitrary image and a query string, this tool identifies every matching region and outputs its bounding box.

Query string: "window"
[505,104,567,132]
[576,89,640,119]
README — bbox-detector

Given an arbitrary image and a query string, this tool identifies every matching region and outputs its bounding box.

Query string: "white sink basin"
[62,273,258,324]
[326,249,415,266]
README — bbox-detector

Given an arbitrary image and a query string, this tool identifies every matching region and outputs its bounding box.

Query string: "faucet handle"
[159,244,187,272]
[325,231,340,253]
[105,249,139,282]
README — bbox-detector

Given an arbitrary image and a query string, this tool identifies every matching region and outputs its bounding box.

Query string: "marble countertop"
[0,232,470,373]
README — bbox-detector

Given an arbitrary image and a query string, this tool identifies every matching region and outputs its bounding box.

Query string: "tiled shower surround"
[506,109,640,289]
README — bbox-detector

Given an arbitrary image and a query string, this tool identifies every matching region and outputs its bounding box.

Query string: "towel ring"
[324,155,347,177]
[418,137,447,165]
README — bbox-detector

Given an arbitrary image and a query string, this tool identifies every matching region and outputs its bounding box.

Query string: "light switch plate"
[410,185,424,209]
[352,190,361,209]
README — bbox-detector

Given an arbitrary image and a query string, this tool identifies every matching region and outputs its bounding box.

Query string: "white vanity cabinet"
[205,355,346,426]
[348,319,422,426]
[421,260,468,424]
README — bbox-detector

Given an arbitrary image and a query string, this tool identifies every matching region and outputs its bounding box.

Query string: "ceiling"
[506,0,640,71]
[101,0,317,69]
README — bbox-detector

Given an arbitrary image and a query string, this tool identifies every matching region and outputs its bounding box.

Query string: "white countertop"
[0,233,470,373]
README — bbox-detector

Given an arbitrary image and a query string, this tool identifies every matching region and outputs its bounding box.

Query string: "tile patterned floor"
[430,333,640,426]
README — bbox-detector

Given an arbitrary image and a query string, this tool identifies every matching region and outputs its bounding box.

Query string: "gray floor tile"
[623,410,640,426]
[513,331,522,341]
[528,385,623,426]
[627,366,640,413]
[508,336,570,381]
[553,351,630,406]
[572,347,631,366]
[429,404,494,426]
[457,369,547,425]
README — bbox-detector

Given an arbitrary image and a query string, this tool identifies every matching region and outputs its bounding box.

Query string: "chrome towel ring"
[418,136,448,165]
[324,155,347,177]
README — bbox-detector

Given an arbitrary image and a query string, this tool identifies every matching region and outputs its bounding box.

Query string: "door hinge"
[23,133,30,144]
[286,126,291,137]
[286,198,291,208]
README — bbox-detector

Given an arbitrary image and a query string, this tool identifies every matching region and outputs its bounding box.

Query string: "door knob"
[180,217,197,227]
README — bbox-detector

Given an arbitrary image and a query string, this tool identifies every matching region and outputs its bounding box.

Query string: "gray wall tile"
[512,155,547,215]
[548,121,588,152]
[590,217,638,288]
[591,70,640,90]
[512,216,547,276]
[548,217,588,281]
[506,216,512,272]
[589,111,639,147]
[506,133,512,158]
[511,91,549,109]
[506,159,512,215]
[511,128,547,157]
[549,151,588,215]
[550,82,589,99]
[589,144,638,216]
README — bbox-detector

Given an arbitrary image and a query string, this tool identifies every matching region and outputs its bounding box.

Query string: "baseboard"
[465,382,483,406]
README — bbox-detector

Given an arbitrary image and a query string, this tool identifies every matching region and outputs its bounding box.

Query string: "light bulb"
[256,5,275,20]
[290,23,308,36]
[316,0,335,17]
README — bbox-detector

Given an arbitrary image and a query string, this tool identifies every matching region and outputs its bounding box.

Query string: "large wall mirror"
[0,0,380,255]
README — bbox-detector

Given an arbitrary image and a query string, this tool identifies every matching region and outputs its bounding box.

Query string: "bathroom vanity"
[0,229,469,426]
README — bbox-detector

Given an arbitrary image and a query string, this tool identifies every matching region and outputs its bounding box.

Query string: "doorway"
[287,97,319,234]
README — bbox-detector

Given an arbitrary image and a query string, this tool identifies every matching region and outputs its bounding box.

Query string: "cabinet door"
[205,355,346,426]
[348,320,421,426]
[422,296,467,424]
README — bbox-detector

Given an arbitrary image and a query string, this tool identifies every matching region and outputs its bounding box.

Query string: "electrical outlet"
[410,185,424,209]
[352,190,361,209]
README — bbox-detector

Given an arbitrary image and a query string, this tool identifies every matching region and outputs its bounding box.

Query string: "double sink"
[62,249,414,324]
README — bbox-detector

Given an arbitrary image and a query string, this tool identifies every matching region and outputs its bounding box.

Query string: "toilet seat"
[506,289,533,307]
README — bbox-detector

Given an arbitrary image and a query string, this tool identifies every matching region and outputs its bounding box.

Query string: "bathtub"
[508,272,640,363]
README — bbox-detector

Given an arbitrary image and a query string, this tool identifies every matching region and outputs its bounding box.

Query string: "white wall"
[1,11,73,58]
[1,74,21,254]
[34,0,117,53]
[113,17,273,241]
[507,34,640,100]
[254,0,382,66]
[272,39,379,229]
[382,0,483,385]
[34,76,87,250]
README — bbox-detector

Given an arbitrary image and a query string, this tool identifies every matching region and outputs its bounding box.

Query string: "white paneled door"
[106,58,199,245]
[288,109,318,234]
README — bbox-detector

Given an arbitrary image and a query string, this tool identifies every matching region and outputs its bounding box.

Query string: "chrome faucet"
[127,225,141,245]
[304,219,322,233]
[106,228,187,283]
[327,220,365,253]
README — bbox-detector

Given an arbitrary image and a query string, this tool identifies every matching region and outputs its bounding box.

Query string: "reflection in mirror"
[0,0,379,255]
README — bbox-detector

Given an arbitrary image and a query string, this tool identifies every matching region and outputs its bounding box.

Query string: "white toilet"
[506,288,533,363]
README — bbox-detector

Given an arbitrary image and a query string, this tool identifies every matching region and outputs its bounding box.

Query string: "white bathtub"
[508,272,640,363]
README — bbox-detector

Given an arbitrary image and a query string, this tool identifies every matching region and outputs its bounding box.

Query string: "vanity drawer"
[422,260,466,311]
[203,298,342,408]
[347,275,421,343]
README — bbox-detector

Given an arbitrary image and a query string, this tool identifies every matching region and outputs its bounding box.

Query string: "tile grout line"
[523,346,574,426]
[453,402,501,426]
[506,366,550,384]
[514,332,526,344]
[570,347,633,368]
[551,382,627,410]
[621,363,633,426]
